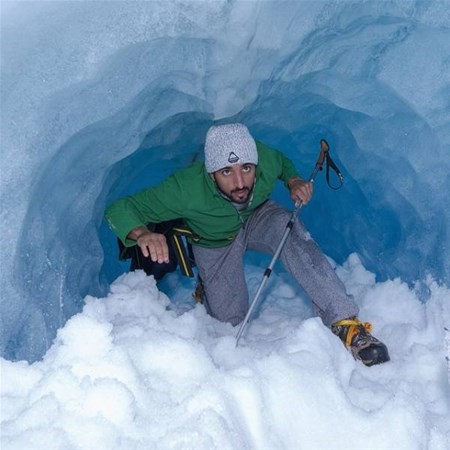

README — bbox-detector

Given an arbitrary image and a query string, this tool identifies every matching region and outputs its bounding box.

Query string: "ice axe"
[235,139,343,347]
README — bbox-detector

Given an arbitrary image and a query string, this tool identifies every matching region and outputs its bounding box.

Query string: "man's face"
[212,163,256,204]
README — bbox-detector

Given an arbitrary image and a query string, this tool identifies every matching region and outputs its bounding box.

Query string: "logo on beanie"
[228,152,240,164]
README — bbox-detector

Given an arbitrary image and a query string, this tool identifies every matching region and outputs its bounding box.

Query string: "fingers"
[136,231,169,263]
[290,180,313,205]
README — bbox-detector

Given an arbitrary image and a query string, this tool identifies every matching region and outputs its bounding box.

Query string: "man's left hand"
[288,177,313,205]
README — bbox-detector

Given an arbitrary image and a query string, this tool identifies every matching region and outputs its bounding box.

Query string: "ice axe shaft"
[235,139,331,347]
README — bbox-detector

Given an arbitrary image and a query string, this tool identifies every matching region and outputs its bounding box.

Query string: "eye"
[220,168,231,176]
[242,164,253,173]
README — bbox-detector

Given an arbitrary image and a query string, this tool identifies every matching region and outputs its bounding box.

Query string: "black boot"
[332,318,390,366]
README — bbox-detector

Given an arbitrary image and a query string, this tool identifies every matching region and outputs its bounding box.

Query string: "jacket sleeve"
[256,141,301,186]
[104,174,186,247]
[278,151,301,186]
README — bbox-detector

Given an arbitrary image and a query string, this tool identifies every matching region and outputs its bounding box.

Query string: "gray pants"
[192,201,358,327]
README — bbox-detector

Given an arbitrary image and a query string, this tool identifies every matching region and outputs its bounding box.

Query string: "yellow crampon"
[332,318,373,348]
[192,279,206,304]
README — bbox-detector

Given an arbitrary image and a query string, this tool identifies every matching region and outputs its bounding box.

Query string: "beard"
[216,182,255,204]
[230,186,251,204]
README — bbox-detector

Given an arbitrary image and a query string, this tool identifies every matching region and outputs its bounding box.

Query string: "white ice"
[1,255,449,449]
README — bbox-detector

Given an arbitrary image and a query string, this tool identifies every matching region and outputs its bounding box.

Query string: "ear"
[209,173,216,183]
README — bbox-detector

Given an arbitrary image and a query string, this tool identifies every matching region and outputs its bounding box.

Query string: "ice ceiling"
[1,0,449,361]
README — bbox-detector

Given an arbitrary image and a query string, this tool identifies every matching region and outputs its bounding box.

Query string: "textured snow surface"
[1,256,450,450]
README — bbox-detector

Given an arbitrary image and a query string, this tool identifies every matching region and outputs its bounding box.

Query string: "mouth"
[231,187,250,202]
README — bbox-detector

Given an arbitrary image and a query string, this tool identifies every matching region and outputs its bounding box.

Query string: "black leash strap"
[320,139,344,190]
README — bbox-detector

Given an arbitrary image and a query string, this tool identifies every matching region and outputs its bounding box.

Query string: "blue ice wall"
[1,1,449,361]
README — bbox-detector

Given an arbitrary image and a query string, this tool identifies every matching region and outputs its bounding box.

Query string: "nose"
[233,171,245,189]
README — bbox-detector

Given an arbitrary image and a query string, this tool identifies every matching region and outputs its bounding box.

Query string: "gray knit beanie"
[204,123,258,173]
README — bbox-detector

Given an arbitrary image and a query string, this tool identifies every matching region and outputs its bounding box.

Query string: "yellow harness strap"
[170,226,195,278]
[333,319,373,348]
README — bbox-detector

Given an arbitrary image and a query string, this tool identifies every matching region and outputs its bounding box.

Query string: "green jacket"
[105,141,300,248]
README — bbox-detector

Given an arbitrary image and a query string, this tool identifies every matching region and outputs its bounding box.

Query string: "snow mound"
[2,256,449,450]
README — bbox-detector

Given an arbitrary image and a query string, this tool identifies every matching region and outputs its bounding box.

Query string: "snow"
[1,1,450,444]
[1,0,450,362]
[1,255,449,449]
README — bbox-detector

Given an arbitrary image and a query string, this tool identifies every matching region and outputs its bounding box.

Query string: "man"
[105,123,389,366]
